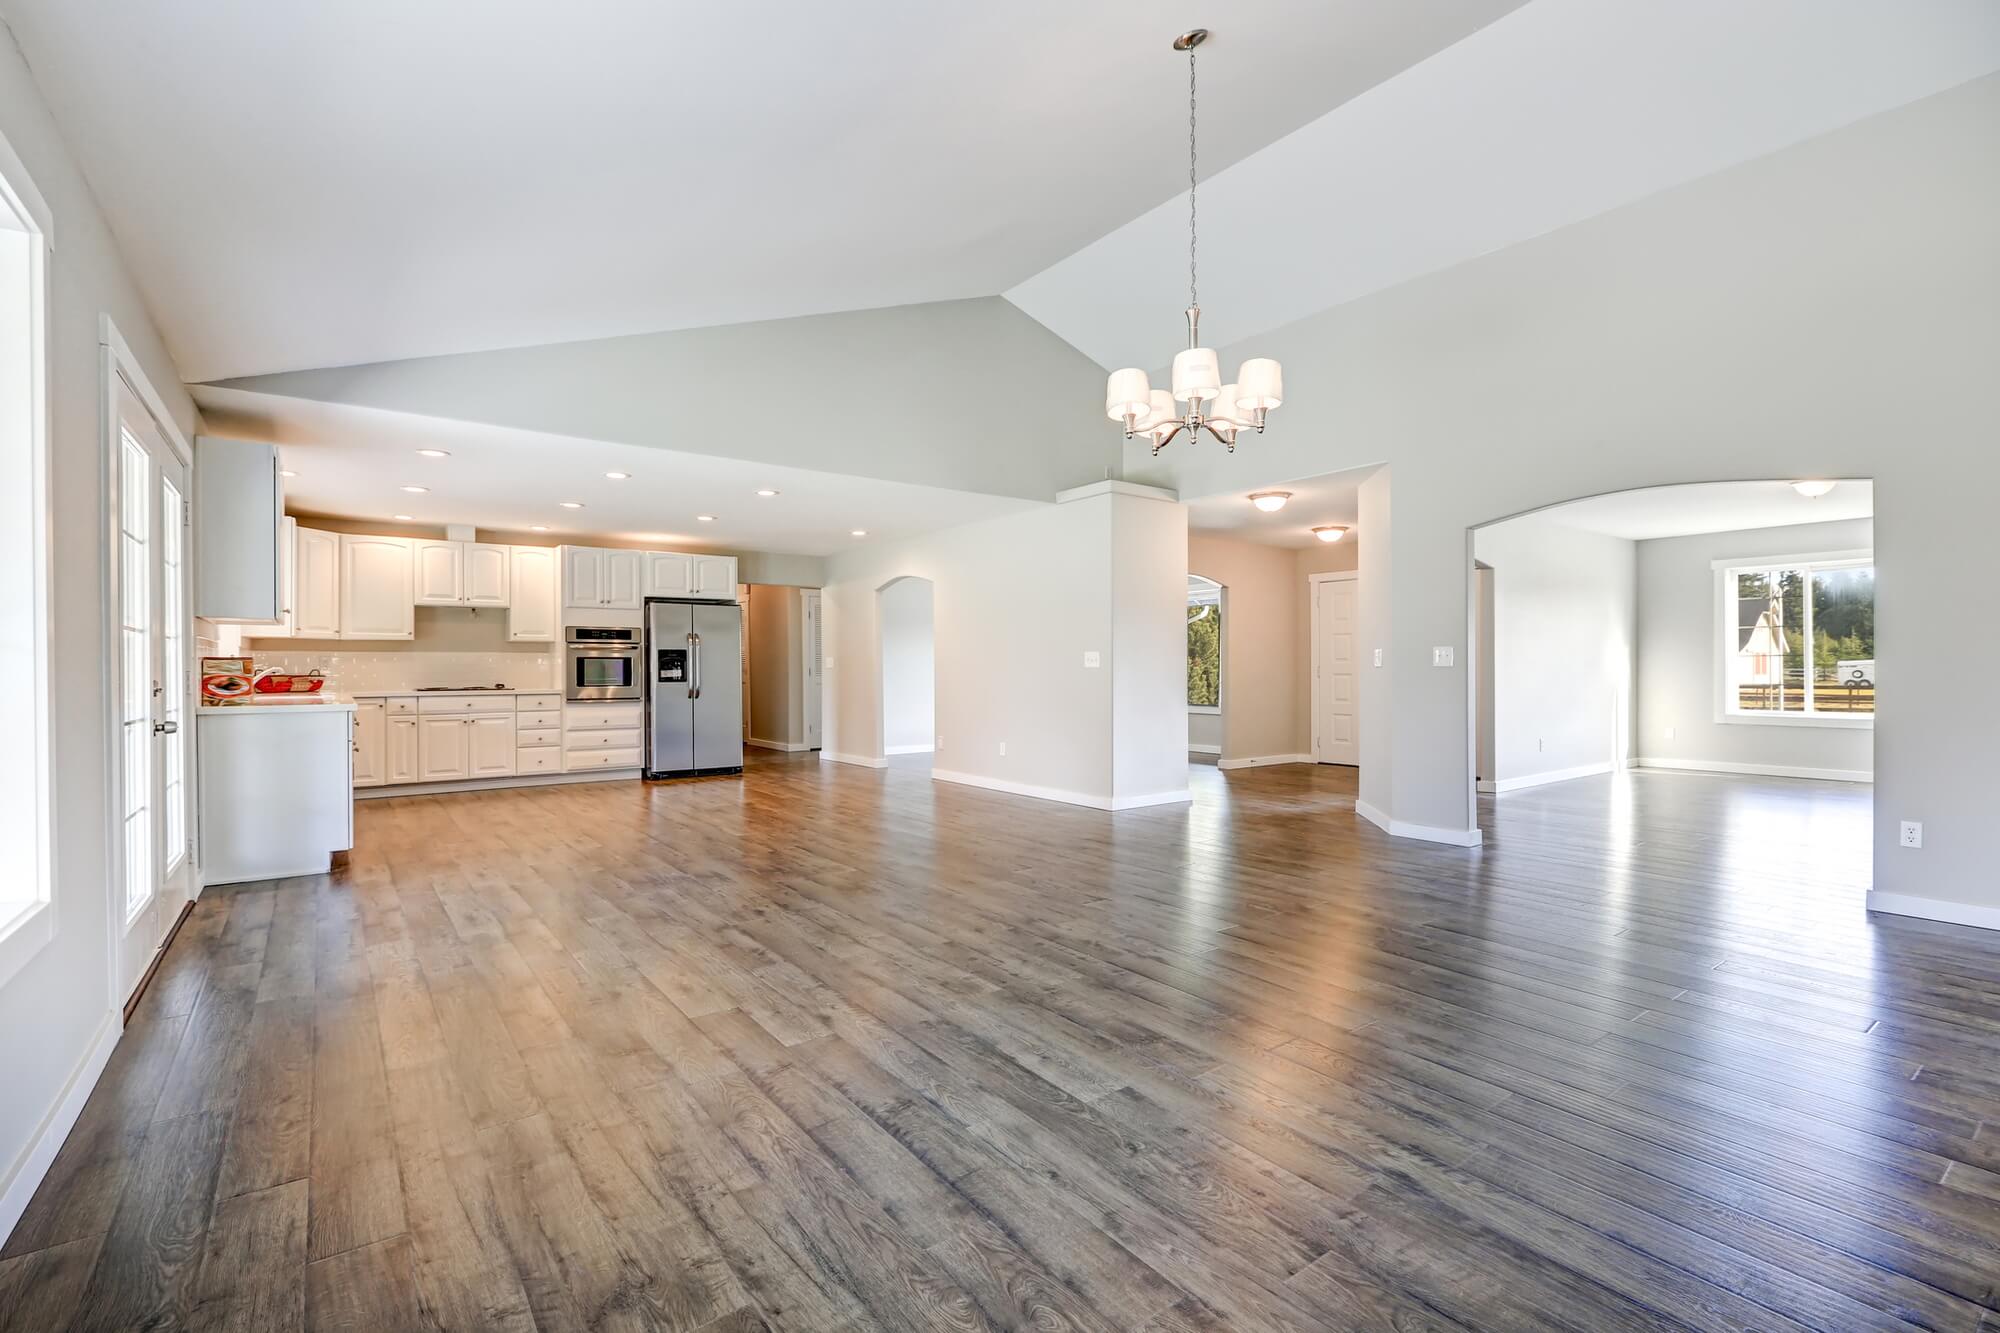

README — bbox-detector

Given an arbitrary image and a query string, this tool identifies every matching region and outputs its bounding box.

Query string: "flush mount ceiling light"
[415,448,450,458]
[393,514,414,521]
[530,525,549,532]
[1790,480,1837,498]
[696,514,716,522]
[850,529,868,537]
[399,485,429,493]
[560,501,584,509]
[1249,491,1291,513]
[756,489,779,497]
[605,471,630,480]
[1105,29,1282,456]
[1313,525,1349,543]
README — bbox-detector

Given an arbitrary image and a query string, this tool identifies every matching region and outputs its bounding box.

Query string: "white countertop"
[199,699,357,714]
[347,688,562,698]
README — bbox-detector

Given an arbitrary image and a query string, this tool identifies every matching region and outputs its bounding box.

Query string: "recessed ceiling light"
[530,525,549,532]
[393,514,414,522]
[696,514,716,522]
[1312,525,1349,543]
[560,501,584,509]
[416,448,450,458]
[400,485,429,493]
[756,488,779,497]
[850,529,868,537]
[1249,491,1291,513]
[279,469,297,478]
[1790,480,1837,498]
[605,471,631,480]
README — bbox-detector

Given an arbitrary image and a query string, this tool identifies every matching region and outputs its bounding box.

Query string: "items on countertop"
[201,657,327,704]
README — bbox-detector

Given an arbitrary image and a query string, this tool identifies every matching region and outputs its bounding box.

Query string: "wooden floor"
[5,754,1999,1331]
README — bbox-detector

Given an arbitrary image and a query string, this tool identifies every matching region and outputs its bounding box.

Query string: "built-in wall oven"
[565,626,642,701]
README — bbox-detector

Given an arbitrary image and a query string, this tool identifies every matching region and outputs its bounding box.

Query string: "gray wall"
[746,585,804,747]
[1132,74,2000,917]
[878,577,934,753]
[212,296,1119,502]
[1636,517,1874,779]
[0,36,202,1225]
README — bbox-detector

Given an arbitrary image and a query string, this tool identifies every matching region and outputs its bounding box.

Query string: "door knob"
[153,720,179,735]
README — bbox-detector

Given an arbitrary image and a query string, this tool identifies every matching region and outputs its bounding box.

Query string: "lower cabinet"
[418,715,471,781]
[352,702,386,788]
[386,716,418,784]
[468,714,518,777]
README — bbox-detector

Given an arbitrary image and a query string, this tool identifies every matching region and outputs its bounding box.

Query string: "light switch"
[1432,646,1454,668]
[1372,648,1383,667]
[1083,651,1101,668]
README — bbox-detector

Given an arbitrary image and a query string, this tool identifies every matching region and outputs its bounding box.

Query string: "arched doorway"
[877,575,934,767]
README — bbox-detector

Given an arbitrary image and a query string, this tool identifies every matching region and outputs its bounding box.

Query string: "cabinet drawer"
[515,692,562,714]
[385,696,418,715]
[566,747,642,770]
[516,747,562,773]
[418,694,515,715]
[516,722,561,747]
[564,701,642,731]
[565,726,641,750]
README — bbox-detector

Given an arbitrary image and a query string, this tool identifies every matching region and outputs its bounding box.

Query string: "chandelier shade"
[1237,358,1284,411]
[1105,368,1152,422]
[1171,347,1221,403]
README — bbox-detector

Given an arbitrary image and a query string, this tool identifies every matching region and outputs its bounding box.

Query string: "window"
[1188,574,1221,710]
[0,128,55,988]
[1717,551,1873,724]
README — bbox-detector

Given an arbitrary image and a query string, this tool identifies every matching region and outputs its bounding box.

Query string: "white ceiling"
[1007,0,2000,372]
[192,387,1038,555]
[0,0,1522,380]
[1534,480,1874,542]
[1186,465,1376,548]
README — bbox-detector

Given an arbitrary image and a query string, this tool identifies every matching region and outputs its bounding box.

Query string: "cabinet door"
[386,716,419,784]
[294,526,341,637]
[508,546,558,642]
[564,546,602,608]
[352,704,386,788]
[646,552,692,597]
[417,716,469,781]
[412,539,464,605]
[604,550,643,609]
[266,516,298,637]
[468,714,517,776]
[693,555,738,598]
[339,534,415,640]
[464,543,511,607]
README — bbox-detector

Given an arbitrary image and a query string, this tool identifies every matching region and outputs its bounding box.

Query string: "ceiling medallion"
[1105,28,1283,455]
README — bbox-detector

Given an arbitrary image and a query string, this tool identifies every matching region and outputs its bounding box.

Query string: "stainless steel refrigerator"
[645,598,744,778]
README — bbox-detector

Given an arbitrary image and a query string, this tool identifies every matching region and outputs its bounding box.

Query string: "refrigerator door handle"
[688,631,701,699]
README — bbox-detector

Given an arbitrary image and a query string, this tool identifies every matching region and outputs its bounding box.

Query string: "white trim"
[1307,570,1360,766]
[1866,891,2000,933]
[1491,761,1617,793]
[1476,779,1497,794]
[1054,479,1179,505]
[1355,799,1484,847]
[0,124,55,243]
[821,751,888,769]
[0,1008,118,1245]
[1187,705,1221,716]
[884,744,934,755]
[350,768,643,801]
[1709,548,1872,571]
[746,737,811,752]
[1187,743,1221,756]
[1635,757,1872,784]
[1217,753,1312,770]
[931,768,1192,811]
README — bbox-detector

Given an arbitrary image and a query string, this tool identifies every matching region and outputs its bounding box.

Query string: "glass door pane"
[118,427,153,922]
[160,472,187,872]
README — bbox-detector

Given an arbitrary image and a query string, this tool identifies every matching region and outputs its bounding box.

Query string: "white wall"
[822,485,1187,809]
[1133,75,2000,919]
[1188,533,1300,763]
[746,584,806,748]
[878,576,934,754]
[1,38,201,1235]
[1472,517,1636,790]
[1637,516,1874,780]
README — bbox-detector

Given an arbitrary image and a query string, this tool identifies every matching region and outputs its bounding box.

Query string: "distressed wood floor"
[5,754,1999,1331]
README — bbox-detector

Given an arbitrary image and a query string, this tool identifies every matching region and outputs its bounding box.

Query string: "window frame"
[1712,548,1874,730]
[0,126,58,991]
[1187,574,1222,715]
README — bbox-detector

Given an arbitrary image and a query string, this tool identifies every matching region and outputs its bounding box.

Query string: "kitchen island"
[196,699,356,885]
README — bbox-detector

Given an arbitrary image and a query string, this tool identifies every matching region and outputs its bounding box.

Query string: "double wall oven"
[565,626,642,701]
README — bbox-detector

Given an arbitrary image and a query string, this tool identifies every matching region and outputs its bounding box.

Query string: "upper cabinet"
[508,545,558,643]
[645,552,692,598]
[465,543,511,606]
[293,525,341,638]
[693,555,739,599]
[261,515,299,638]
[413,539,510,607]
[193,436,285,623]
[604,549,642,609]
[339,534,414,640]
[563,545,603,609]
[563,545,643,614]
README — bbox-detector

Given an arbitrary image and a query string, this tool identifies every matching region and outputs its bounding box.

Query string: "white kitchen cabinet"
[464,543,511,606]
[386,715,419,784]
[262,515,299,638]
[605,549,642,608]
[645,551,692,597]
[194,436,285,623]
[509,546,559,642]
[413,539,463,605]
[468,714,517,776]
[417,715,470,781]
[293,525,341,637]
[339,534,415,640]
[198,706,354,884]
[352,701,386,787]
[563,545,603,608]
[564,544,642,616]
[693,555,739,599]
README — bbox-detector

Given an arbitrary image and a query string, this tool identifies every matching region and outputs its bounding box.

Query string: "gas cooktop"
[415,684,513,691]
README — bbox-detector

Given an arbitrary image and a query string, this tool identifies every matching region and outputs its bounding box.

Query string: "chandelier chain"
[1188,43,1198,310]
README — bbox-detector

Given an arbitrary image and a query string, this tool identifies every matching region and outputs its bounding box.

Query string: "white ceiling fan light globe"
[1237,358,1284,411]
[1171,347,1221,404]
[1105,368,1152,421]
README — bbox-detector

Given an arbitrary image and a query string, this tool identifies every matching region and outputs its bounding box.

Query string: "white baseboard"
[821,751,887,769]
[1636,757,1872,784]
[1866,891,2000,932]
[1355,798,1484,847]
[746,737,811,753]
[1,1008,120,1245]
[1217,753,1312,770]
[1492,761,1616,794]
[352,768,642,800]
[884,744,935,755]
[1187,743,1221,756]
[1476,779,1496,794]
[931,768,1192,812]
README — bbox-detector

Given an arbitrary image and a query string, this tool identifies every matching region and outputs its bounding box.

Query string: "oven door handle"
[688,632,701,699]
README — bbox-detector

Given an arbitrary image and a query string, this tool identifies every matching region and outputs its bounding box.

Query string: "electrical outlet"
[1372,648,1383,667]
[998,741,1007,758]
[1900,821,1923,849]
[1432,646,1454,667]
[936,735,944,751]
[1083,651,1101,668]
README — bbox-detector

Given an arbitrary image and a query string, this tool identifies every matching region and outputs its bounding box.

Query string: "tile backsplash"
[247,649,559,694]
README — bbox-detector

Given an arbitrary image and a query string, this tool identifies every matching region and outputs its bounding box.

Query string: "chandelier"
[1105,28,1283,455]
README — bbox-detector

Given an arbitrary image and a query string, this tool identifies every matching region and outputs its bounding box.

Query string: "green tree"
[1187,604,1220,707]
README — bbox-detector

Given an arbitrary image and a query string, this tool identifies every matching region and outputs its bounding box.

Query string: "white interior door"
[113,375,193,1004]
[801,590,823,751]
[1314,576,1359,766]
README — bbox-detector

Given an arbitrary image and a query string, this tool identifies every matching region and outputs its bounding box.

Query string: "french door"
[112,372,193,1006]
